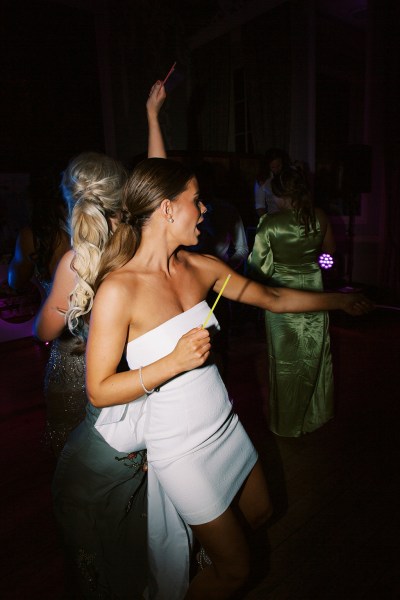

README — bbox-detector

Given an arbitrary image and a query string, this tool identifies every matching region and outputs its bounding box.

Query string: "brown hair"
[95,157,195,289]
[271,167,317,235]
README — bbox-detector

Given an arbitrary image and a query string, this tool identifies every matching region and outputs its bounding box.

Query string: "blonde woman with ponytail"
[34,80,166,599]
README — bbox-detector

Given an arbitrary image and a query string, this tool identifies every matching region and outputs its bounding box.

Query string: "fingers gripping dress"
[96,301,258,599]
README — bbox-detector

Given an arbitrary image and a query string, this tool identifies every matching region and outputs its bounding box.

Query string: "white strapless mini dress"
[126,300,258,525]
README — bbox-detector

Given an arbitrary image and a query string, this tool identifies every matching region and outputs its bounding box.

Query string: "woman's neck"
[130,230,179,275]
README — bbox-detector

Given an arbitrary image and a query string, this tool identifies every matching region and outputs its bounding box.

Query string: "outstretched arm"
[192,253,374,316]
[34,250,76,341]
[229,270,372,315]
[147,81,167,158]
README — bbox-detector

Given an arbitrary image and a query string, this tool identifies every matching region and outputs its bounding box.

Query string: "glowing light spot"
[319,253,334,269]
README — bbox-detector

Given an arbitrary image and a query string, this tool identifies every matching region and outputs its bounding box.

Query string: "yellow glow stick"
[202,274,231,329]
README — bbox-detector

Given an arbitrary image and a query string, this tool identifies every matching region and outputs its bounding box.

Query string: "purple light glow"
[319,253,334,269]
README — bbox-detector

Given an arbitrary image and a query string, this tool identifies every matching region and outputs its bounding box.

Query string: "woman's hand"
[340,293,375,316]
[169,327,211,374]
[146,80,166,119]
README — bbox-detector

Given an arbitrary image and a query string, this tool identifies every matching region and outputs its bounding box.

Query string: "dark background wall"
[1,0,104,174]
[1,0,399,296]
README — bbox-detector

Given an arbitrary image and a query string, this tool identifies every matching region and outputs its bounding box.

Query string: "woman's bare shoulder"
[101,267,136,287]
[178,249,222,268]
[96,267,139,304]
[177,250,231,290]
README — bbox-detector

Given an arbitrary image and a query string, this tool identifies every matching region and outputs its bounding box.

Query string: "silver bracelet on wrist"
[139,366,155,395]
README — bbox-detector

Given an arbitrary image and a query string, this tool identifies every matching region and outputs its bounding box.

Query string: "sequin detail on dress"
[43,333,87,456]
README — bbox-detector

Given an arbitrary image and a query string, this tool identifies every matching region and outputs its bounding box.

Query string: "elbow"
[86,389,100,408]
[33,319,57,343]
[86,384,105,408]
[89,398,104,409]
[88,397,102,408]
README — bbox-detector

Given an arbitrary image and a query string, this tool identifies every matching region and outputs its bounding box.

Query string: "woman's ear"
[159,199,173,221]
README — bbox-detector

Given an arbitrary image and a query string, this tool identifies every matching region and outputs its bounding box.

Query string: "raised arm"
[34,250,76,341]
[85,278,211,408]
[146,81,167,158]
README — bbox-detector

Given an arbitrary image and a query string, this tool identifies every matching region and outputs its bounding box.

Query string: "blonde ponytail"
[61,152,127,340]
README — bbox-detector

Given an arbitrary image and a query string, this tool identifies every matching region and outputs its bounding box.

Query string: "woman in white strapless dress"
[86,158,372,599]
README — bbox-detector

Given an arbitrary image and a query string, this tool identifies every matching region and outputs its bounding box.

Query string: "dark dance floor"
[1,303,399,599]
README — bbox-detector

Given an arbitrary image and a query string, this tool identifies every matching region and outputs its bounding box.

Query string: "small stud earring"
[167,217,174,223]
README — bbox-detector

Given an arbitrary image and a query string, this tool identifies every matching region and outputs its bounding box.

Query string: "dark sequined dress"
[43,331,87,455]
[35,271,87,456]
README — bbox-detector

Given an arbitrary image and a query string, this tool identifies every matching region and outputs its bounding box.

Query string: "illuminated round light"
[319,253,334,269]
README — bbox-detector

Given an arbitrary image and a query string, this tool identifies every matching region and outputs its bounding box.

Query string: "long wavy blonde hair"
[61,152,127,341]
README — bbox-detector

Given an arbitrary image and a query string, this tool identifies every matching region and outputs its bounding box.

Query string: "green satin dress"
[248,211,334,437]
[52,403,148,598]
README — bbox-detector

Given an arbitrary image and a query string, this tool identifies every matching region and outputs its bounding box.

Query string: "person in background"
[7,176,76,455]
[8,175,70,294]
[248,165,337,438]
[254,147,292,218]
[190,162,249,374]
[85,157,371,599]
[34,80,167,598]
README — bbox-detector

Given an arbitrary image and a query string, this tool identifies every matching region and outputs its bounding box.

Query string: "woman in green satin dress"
[248,166,336,437]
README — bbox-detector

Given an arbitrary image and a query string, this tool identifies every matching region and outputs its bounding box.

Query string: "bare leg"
[236,459,273,529]
[186,508,249,599]
[186,460,272,599]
